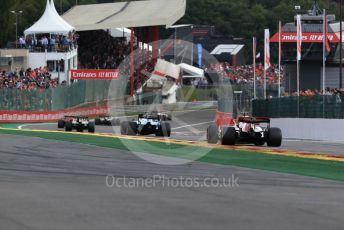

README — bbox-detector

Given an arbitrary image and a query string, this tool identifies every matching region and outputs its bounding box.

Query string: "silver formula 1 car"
[120,112,171,137]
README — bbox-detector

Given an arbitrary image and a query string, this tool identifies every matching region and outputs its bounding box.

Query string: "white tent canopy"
[49,0,75,32]
[24,0,74,36]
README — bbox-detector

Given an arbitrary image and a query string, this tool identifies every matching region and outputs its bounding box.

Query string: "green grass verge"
[1,128,344,182]
[0,123,22,129]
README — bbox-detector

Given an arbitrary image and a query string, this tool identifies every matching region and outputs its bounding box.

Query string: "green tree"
[0,0,15,46]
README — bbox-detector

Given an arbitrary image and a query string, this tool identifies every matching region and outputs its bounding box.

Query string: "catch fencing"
[253,95,344,119]
[0,80,127,112]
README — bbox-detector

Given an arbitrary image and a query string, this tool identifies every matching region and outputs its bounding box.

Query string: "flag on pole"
[278,21,282,98]
[253,37,257,99]
[253,37,257,60]
[324,11,331,53]
[278,21,282,62]
[264,29,271,70]
[323,9,328,93]
[264,29,270,99]
[296,15,302,96]
[296,15,302,61]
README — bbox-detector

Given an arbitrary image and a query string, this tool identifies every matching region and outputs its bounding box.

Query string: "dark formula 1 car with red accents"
[207,112,282,147]
[58,116,95,133]
[95,116,121,126]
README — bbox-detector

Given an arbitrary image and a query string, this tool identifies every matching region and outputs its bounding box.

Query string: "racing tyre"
[88,122,95,133]
[111,118,121,126]
[221,127,236,145]
[57,120,65,129]
[166,113,172,121]
[267,127,282,147]
[207,123,218,144]
[156,122,171,137]
[65,121,73,132]
[76,125,84,132]
[95,118,101,125]
[120,121,129,135]
[127,122,138,136]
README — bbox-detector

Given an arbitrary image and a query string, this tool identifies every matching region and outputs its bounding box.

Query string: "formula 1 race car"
[120,112,171,137]
[207,116,282,147]
[57,116,95,133]
[157,112,172,121]
[95,116,121,126]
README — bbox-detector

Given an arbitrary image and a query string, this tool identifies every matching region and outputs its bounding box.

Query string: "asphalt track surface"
[1,134,344,230]
[22,109,344,156]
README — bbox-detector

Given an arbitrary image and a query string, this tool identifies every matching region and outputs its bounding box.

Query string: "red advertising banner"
[0,106,110,123]
[71,70,120,80]
[270,32,340,43]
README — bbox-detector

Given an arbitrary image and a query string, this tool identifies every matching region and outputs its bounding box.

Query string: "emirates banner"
[71,70,120,80]
[270,32,340,43]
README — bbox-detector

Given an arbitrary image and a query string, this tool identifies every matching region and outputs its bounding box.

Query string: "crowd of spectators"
[0,67,59,91]
[78,30,129,69]
[189,78,209,88]
[9,31,344,102]
[283,88,344,97]
[206,63,284,86]
[18,32,79,52]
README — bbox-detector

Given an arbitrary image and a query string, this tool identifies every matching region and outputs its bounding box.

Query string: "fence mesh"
[253,95,344,119]
[0,80,125,111]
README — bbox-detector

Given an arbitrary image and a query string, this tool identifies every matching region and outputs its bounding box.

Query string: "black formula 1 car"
[58,116,95,133]
[95,116,121,126]
[120,112,171,137]
[207,116,282,147]
[157,112,172,121]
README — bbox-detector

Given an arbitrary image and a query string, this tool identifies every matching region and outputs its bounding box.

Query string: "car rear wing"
[139,113,160,120]
[238,117,270,124]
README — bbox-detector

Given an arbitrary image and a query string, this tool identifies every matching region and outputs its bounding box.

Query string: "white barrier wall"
[271,118,344,142]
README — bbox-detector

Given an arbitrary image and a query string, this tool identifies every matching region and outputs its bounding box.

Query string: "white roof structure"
[62,0,186,31]
[109,28,131,39]
[24,0,74,36]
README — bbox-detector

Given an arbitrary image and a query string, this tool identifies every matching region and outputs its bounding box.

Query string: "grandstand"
[63,0,186,97]
[0,0,189,112]
[0,0,77,84]
[24,0,77,84]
